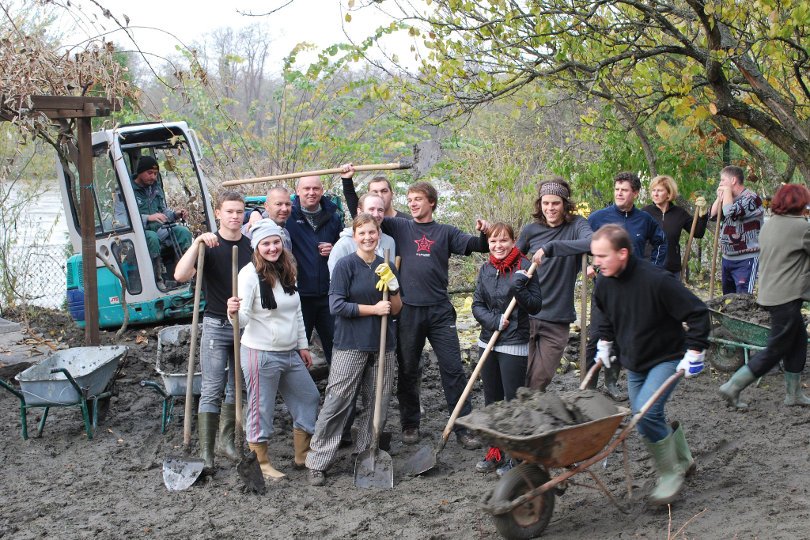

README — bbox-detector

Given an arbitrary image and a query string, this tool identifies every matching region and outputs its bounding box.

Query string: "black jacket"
[641,203,708,274]
[593,256,710,372]
[472,256,542,346]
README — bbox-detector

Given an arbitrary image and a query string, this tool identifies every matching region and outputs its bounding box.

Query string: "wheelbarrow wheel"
[707,341,745,373]
[490,463,554,540]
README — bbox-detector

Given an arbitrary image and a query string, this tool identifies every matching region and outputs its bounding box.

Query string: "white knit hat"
[250,219,286,250]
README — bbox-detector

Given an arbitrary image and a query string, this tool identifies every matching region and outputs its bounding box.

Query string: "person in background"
[591,224,709,505]
[341,163,412,219]
[585,171,668,400]
[709,165,764,294]
[472,222,542,476]
[328,193,396,276]
[516,178,592,391]
[243,185,293,250]
[285,176,343,364]
[306,213,402,486]
[227,220,320,481]
[174,191,252,468]
[719,184,810,409]
[641,175,708,280]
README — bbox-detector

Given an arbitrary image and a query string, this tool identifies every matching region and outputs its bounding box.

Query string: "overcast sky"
[56,0,415,74]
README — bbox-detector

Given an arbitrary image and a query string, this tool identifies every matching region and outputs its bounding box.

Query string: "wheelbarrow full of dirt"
[140,324,202,432]
[456,366,682,539]
[0,346,127,439]
[707,309,770,372]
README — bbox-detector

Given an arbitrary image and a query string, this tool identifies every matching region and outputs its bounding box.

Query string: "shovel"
[163,243,205,491]
[232,245,266,494]
[221,141,441,187]
[354,249,394,488]
[403,262,538,476]
[163,457,205,491]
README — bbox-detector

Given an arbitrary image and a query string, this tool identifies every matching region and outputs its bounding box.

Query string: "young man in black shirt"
[381,181,490,449]
[174,191,254,468]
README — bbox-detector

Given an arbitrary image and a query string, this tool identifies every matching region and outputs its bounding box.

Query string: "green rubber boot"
[718,365,756,408]
[198,412,218,468]
[670,421,695,476]
[216,403,240,461]
[643,432,685,505]
[784,372,810,406]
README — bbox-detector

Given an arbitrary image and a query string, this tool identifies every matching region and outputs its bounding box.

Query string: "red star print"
[414,235,435,253]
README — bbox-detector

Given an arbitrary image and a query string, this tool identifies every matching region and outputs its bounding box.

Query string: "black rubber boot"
[215,403,239,462]
[198,412,218,468]
[603,361,627,401]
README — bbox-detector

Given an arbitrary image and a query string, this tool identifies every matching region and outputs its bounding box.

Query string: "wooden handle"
[369,249,391,452]
[184,242,205,447]
[709,209,722,299]
[681,210,701,282]
[232,246,243,435]
[439,262,539,446]
[222,162,411,187]
[579,253,588,382]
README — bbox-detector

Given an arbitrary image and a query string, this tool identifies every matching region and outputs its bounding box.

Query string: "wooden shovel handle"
[184,243,205,447]
[439,262,538,446]
[232,246,243,434]
[369,249,391,452]
[222,162,411,187]
[709,208,722,299]
[680,209,701,282]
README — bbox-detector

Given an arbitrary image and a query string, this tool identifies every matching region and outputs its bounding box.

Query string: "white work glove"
[695,196,708,217]
[595,340,613,369]
[677,350,706,378]
[497,314,509,331]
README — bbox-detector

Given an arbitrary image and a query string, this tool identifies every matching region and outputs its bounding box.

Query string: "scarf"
[258,270,297,310]
[488,246,525,277]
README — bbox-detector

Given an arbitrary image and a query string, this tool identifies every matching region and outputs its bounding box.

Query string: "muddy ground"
[1,306,809,539]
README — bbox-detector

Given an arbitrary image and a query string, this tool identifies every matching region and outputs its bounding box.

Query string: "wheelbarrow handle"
[579,360,603,390]
[624,369,685,433]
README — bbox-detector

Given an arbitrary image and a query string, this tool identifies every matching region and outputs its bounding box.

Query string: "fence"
[5,244,66,309]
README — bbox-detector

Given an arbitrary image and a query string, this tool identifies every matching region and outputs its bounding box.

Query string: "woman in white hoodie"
[227,219,320,481]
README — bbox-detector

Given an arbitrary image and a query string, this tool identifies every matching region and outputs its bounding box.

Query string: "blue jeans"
[241,347,320,443]
[627,359,680,443]
[198,317,241,414]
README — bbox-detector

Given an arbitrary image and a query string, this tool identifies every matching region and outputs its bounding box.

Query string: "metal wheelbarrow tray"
[0,346,127,439]
[140,324,202,432]
[457,370,681,540]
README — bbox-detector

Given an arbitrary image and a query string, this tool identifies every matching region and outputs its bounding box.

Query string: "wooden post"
[77,117,99,345]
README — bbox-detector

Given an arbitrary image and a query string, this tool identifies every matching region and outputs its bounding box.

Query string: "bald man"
[285,176,342,364]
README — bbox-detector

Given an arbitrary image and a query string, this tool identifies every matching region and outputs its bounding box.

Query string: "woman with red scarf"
[472,222,542,475]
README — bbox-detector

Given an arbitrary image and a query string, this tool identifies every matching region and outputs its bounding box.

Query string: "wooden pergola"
[1,95,120,345]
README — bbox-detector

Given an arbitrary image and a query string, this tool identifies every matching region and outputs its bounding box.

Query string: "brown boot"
[247,441,286,481]
[293,428,313,469]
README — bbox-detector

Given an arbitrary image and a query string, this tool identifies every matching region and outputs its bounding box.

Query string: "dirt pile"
[157,325,197,373]
[705,293,770,326]
[462,387,619,437]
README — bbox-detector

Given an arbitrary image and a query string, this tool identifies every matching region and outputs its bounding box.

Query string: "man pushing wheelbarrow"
[590,223,710,505]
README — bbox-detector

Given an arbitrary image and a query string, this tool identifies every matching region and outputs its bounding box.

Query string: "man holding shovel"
[174,191,253,468]
[381,181,490,449]
[591,223,710,505]
[340,163,412,220]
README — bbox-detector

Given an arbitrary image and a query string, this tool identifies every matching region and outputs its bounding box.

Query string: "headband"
[539,181,570,201]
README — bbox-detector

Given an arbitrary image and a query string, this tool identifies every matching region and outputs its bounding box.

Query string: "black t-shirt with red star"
[381,217,488,306]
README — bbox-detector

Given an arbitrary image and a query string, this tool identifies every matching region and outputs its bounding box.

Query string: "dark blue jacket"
[589,204,667,266]
[286,196,342,297]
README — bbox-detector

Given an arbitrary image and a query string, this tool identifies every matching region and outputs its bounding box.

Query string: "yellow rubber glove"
[374,263,400,293]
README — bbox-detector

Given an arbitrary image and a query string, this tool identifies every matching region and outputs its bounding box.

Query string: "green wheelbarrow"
[707,309,770,372]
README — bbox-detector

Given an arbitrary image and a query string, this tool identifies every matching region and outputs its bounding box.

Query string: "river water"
[2,181,70,309]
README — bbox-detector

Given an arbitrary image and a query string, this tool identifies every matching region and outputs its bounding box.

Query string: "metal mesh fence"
[6,245,66,309]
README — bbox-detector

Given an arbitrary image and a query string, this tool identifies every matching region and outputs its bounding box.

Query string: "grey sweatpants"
[241,346,320,443]
[305,348,395,472]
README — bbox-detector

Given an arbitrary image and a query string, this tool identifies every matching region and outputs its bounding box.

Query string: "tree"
[373,0,810,186]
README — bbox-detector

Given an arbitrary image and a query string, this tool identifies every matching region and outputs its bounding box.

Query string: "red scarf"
[488,247,525,276]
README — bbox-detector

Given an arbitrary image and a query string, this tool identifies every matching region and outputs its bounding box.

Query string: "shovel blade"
[402,444,437,476]
[354,449,394,489]
[162,457,205,491]
[237,450,266,495]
